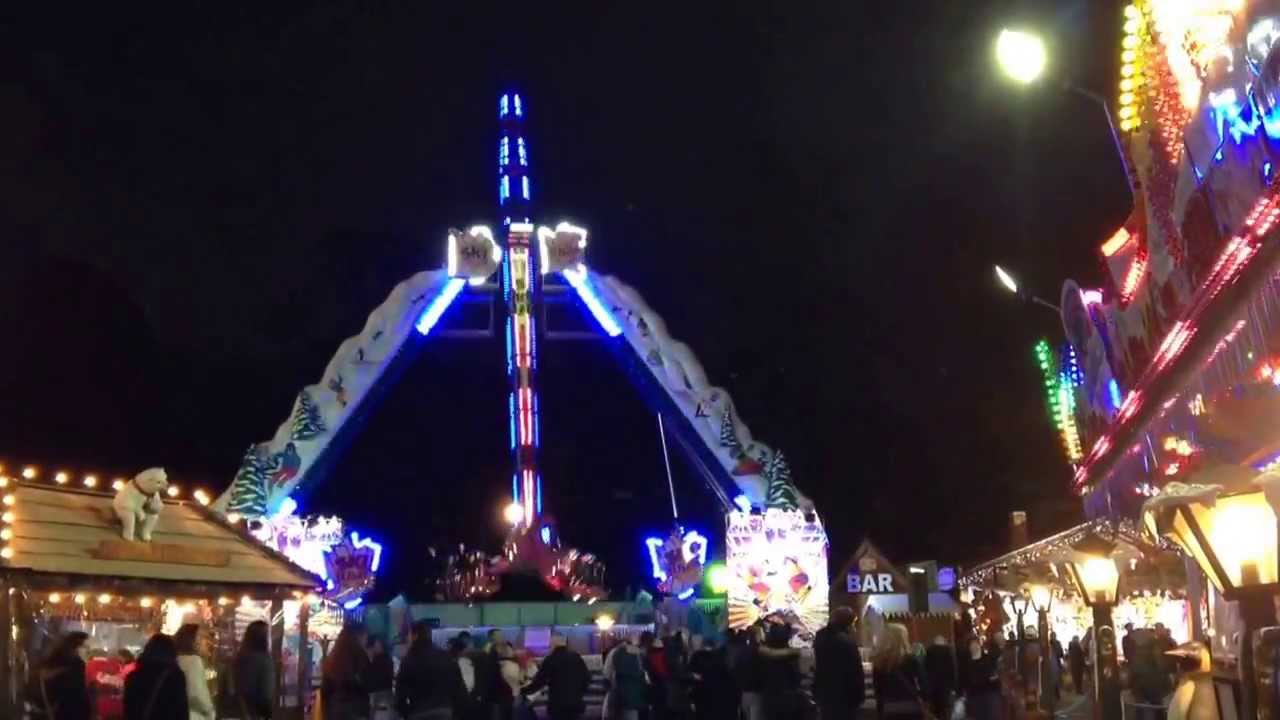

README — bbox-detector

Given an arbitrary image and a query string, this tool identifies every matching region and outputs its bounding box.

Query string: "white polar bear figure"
[113,468,168,542]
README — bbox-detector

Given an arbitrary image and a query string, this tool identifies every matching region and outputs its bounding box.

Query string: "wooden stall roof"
[2,483,320,589]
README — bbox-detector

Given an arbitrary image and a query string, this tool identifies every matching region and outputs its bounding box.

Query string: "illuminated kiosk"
[994,4,1280,718]
[212,93,825,630]
[0,470,322,718]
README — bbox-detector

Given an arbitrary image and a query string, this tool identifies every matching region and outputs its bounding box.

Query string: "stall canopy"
[4,483,319,594]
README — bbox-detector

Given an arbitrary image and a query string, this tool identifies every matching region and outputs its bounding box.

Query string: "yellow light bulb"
[21,467,36,480]
[193,490,210,506]
[1,529,12,541]
[1121,50,1136,64]
[140,597,154,608]
[1121,64,1135,77]
[1124,20,1140,35]
[1122,35,1138,50]
[83,475,97,488]
[227,513,242,524]
[97,594,111,604]
[217,596,230,606]
[112,479,125,491]
[1119,106,1135,118]
[2,512,13,523]
[1,546,14,559]
[1120,92,1135,105]
[54,472,68,485]
[1124,4,1140,19]
[3,495,15,506]
[48,593,61,603]
[74,593,86,604]
[0,478,8,488]
[166,485,179,498]
[240,595,253,606]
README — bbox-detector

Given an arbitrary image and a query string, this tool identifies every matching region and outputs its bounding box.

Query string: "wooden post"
[298,601,311,716]
[270,597,285,714]
[0,576,12,718]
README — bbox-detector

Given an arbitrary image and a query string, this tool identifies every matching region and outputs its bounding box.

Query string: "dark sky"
[0,2,1133,596]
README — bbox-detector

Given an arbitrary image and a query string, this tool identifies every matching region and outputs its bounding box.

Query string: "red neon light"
[519,388,533,446]
[1101,228,1133,257]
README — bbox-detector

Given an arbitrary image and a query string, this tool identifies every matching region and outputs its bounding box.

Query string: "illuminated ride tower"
[498,94,543,529]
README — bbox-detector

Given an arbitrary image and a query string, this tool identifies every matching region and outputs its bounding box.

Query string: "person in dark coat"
[664,633,693,719]
[962,638,1002,720]
[641,632,670,720]
[1068,636,1086,694]
[813,607,865,720]
[365,637,395,693]
[689,638,738,720]
[232,620,275,720]
[323,623,371,720]
[522,635,591,720]
[124,634,189,720]
[396,621,466,720]
[924,637,956,720]
[26,631,91,720]
[758,623,805,720]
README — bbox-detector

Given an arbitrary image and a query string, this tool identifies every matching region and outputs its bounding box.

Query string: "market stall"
[0,472,322,718]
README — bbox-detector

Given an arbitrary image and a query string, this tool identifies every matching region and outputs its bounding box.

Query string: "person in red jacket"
[86,650,127,720]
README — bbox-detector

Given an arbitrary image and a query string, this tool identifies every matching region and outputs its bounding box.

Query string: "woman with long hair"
[173,624,214,720]
[25,631,91,720]
[321,622,370,720]
[123,634,189,720]
[872,624,929,720]
[232,620,274,720]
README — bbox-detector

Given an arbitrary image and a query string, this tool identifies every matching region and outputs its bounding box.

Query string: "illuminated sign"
[725,509,829,640]
[252,513,381,607]
[847,573,896,593]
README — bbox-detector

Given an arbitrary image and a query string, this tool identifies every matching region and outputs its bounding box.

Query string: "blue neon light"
[343,598,363,610]
[732,494,752,512]
[541,524,552,544]
[350,531,383,572]
[499,136,510,167]
[415,278,466,335]
[644,529,709,583]
[1107,378,1123,411]
[536,472,542,513]
[500,94,509,118]
[533,392,540,447]
[562,268,622,336]
[676,588,696,601]
[514,94,522,117]
[1266,162,1273,184]
[505,316,514,374]
[1215,148,1225,163]
[517,138,528,166]
[500,175,510,205]
[273,497,299,520]
[512,473,519,503]
[508,392,516,449]
[522,176,530,201]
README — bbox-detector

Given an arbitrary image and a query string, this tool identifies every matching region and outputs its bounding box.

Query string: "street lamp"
[993,27,1135,203]
[994,264,1061,312]
[1144,483,1280,720]
[1028,584,1057,713]
[503,501,525,527]
[1007,590,1032,672]
[1062,533,1123,720]
[995,29,1048,85]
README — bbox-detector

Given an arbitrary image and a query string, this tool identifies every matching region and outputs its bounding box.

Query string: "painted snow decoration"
[447,226,502,283]
[215,270,455,516]
[589,272,809,510]
[537,222,588,274]
[113,467,168,542]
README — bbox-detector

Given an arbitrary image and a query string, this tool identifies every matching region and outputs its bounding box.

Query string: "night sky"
[1,2,1133,597]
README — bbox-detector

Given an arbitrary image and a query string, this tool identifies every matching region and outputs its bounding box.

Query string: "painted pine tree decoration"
[719,410,743,454]
[764,451,799,510]
[227,445,269,516]
[290,390,326,441]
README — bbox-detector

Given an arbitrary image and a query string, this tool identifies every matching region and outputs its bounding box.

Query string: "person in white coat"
[174,623,216,720]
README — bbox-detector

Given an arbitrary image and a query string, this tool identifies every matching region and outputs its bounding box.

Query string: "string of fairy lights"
[1034,340,1084,463]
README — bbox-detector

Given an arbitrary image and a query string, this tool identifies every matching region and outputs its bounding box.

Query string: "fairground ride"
[212,93,830,637]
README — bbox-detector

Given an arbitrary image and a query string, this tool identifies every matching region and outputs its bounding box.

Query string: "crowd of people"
[22,619,275,720]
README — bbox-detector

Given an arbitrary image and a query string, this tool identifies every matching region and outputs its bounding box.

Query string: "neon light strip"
[415,278,466,335]
[350,531,384,572]
[562,267,622,337]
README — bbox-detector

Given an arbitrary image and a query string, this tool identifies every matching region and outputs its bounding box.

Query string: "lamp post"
[1145,484,1280,720]
[1007,590,1032,673]
[994,264,1061,313]
[1062,534,1123,720]
[994,27,1136,203]
[1029,584,1057,714]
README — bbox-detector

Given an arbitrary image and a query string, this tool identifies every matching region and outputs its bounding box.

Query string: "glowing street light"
[503,501,525,527]
[993,264,1060,312]
[996,29,1048,85]
[995,265,1020,295]
[1061,533,1123,720]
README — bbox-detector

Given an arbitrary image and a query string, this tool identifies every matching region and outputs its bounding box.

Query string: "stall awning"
[865,593,960,616]
[3,483,320,590]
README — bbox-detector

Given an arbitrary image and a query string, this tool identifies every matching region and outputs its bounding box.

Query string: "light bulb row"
[1117,3,1149,133]
[42,592,312,607]
[0,464,215,506]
